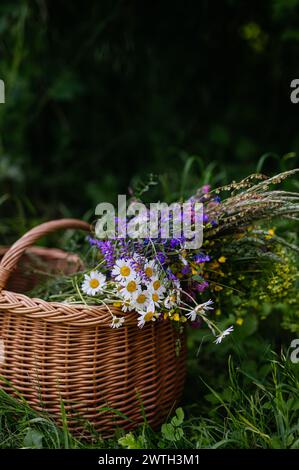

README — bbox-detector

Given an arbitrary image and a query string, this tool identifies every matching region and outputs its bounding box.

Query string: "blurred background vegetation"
[1,0,299,238]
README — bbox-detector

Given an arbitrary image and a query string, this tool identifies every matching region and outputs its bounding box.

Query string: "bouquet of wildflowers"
[31,169,299,344]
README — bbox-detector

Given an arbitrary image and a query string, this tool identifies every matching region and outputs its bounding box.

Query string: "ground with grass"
[1,328,298,449]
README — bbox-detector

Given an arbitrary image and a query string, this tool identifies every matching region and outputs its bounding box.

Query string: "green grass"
[1,351,298,449]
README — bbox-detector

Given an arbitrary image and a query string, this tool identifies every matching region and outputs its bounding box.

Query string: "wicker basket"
[0,219,186,436]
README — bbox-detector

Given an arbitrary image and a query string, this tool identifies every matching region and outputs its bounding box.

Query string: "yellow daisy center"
[137,293,146,304]
[144,311,154,322]
[152,292,159,302]
[89,279,100,289]
[153,280,161,290]
[127,280,137,292]
[120,266,131,277]
[145,267,154,277]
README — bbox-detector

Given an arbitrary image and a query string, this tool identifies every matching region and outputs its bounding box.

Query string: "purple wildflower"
[194,281,209,292]
[166,268,178,281]
[129,255,148,282]
[156,252,166,264]
[118,238,131,258]
[181,265,191,275]
[97,240,115,268]
[194,254,211,264]
[87,236,98,247]
[169,238,181,249]
[202,184,211,194]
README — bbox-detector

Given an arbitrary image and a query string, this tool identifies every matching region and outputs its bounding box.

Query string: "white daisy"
[120,278,141,301]
[110,315,125,329]
[133,291,150,311]
[121,301,134,312]
[137,302,157,328]
[137,315,146,329]
[195,299,214,313]
[185,309,197,322]
[112,259,137,283]
[146,288,164,307]
[214,326,234,344]
[164,289,180,309]
[144,259,158,279]
[147,275,166,296]
[81,271,106,296]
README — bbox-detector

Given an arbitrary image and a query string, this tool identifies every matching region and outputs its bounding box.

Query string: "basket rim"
[0,245,131,327]
[0,288,137,326]
[0,245,82,260]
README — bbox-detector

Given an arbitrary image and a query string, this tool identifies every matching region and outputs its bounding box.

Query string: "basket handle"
[0,219,90,291]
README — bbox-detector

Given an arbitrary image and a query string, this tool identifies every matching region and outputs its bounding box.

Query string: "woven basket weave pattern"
[0,220,186,436]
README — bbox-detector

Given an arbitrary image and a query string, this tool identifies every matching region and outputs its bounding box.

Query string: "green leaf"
[171,407,184,427]
[192,274,204,282]
[23,429,44,449]
[118,432,143,449]
[174,427,184,441]
[161,423,175,441]
[271,436,282,449]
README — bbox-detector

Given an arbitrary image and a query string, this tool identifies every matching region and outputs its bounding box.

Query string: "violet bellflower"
[194,281,209,292]
[194,254,211,264]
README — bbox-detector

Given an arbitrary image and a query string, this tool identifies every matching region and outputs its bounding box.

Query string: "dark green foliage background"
[0,0,299,217]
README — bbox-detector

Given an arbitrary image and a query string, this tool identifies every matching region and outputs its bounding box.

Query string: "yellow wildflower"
[214,285,223,292]
[209,261,220,270]
[218,256,227,263]
[173,313,180,321]
[266,228,275,239]
[236,318,244,326]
